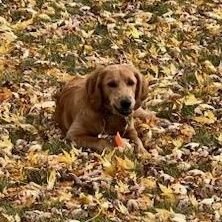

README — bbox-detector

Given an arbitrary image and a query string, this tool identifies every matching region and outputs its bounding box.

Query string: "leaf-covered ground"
[0,0,222,221]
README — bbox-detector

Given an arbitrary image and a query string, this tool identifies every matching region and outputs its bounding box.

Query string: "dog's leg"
[125,119,148,155]
[69,135,113,153]
[133,107,158,122]
[66,123,113,153]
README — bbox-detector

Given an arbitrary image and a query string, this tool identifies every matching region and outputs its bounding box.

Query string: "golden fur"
[55,64,154,154]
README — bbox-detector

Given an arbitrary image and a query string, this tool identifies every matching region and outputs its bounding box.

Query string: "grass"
[42,139,71,155]
[193,127,218,147]
[0,177,9,193]
[0,0,221,221]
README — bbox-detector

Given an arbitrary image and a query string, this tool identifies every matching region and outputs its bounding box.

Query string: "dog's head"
[86,64,147,116]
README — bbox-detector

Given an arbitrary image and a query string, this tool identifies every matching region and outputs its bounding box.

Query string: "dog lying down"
[55,64,159,155]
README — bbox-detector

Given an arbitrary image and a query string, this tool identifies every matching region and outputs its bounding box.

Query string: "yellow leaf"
[170,63,177,75]
[149,44,159,58]
[127,25,142,39]
[58,192,72,202]
[195,71,205,86]
[115,156,135,170]
[116,201,128,214]
[150,63,159,75]
[101,150,116,176]
[45,7,56,15]
[79,193,93,204]
[0,135,13,155]
[137,195,153,210]
[204,60,217,73]
[0,42,12,55]
[155,208,171,220]
[141,177,156,190]
[183,94,202,106]
[46,68,73,82]
[47,169,56,190]
[12,18,34,31]
[115,181,130,193]
[189,194,198,208]
[58,149,76,165]
[170,37,180,47]
[100,201,109,210]
[84,44,93,53]
[205,23,221,35]
[217,133,222,144]
[38,13,51,21]
[159,184,173,195]
[171,209,186,222]
[180,124,195,139]
[162,65,172,76]
[206,10,222,20]
[0,31,17,55]
[193,110,217,124]
[159,184,176,203]
[172,138,183,149]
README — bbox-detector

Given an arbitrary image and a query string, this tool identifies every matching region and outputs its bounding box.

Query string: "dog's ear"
[132,66,148,110]
[86,66,105,111]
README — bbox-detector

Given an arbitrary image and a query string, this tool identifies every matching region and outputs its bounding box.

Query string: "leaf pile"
[0,0,222,221]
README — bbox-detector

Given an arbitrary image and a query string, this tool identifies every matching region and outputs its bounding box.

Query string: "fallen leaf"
[159,183,176,203]
[47,169,56,190]
[12,18,34,31]
[183,94,202,106]
[155,208,171,220]
[0,135,13,155]
[58,149,76,165]
[126,25,142,39]
[217,133,222,144]
[140,177,157,190]
[116,201,129,214]
[114,132,124,147]
[115,156,135,170]
[0,88,12,102]
[193,110,217,124]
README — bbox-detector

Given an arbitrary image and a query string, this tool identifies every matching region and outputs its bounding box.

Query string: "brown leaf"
[0,87,12,103]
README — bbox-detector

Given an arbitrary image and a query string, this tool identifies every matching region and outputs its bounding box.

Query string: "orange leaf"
[0,87,12,103]
[114,132,124,147]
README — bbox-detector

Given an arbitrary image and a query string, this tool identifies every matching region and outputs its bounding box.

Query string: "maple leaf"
[0,0,221,220]
[115,156,135,171]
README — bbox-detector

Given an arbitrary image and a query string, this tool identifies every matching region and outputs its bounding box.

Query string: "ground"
[0,0,222,221]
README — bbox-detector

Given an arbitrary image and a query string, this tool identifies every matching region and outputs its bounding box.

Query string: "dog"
[55,64,156,154]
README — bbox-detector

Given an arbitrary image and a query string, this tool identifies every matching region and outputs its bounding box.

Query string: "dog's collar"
[101,113,133,137]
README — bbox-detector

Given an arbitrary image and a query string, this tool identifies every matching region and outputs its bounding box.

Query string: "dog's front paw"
[134,108,159,126]
[97,138,114,152]
[135,139,150,159]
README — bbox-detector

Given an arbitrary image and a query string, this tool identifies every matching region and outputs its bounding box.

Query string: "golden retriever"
[55,64,156,154]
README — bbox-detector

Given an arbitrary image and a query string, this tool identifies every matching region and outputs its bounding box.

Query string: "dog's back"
[55,76,86,132]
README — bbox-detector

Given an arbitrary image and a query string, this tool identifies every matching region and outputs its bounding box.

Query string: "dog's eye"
[107,81,118,88]
[127,79,135,86]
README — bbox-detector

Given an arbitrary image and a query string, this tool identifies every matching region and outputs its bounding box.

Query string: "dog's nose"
[120,98,132,110]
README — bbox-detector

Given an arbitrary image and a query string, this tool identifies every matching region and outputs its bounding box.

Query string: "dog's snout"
[120,98,132,110]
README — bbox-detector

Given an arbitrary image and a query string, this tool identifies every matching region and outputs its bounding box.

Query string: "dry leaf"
[115,156,135,170]
[183,94,202,106]
[0,88,12,102]
[47,169,56,190]
[114,132,124,147]
[141,177,157,190]
[159,184,176,203]
[193,110,217,124]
